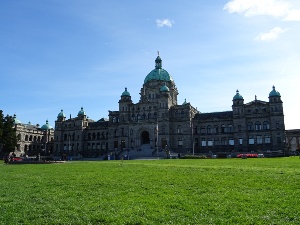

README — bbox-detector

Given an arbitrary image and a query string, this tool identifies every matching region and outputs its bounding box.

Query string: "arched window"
[177,125,182,134]
[88,133,91,140]
[214,125,219,134]
[97,132,100,140]
[263,121,270,130]
[255,122,261,131]
[228,125,234,133]
[25,135,28,141]
[130,128,133,136]
[207,125,212,134]
[221,125,226,133]
[247,122,253,131]
[200,126,206,134]
[148,113,151,119]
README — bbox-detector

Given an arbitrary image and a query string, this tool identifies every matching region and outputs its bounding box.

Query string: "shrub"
[180,155,207,159]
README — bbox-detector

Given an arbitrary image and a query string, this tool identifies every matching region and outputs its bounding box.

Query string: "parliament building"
[53,55,285,158]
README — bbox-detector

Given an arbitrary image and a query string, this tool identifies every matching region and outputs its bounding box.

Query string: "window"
[247,122,253,131]
[214,126,219,134]
[228,125,234,133]
[200,126,206,134]
[276,123,280,129]
[263,121,270,130]
[221,125,226,133]
[207,125,212,134]
[221,137,226,145]
[239,138,243,145]
[177,125,182,134]
[257,135,262,144]
[249,136,254,144]
[214,138,219,146]
[229,138,234,146]
[207,139,213,146]
[201,138,206,146]
[178,138,183,147]
[255,122,261,131]
[194,126,198,134]
[130,129,133,136]
[238,125,242,132]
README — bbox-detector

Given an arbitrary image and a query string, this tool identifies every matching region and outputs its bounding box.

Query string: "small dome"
[78,107,86,116]
[269,85,281,97]
[160,82,169,92]
[233,90,244,100]
[57,109,65,118]
[144,55,174,84]
[13,114,22,125]
[182,98,188,105]
[121,87,130,97]
[41,120,53,130]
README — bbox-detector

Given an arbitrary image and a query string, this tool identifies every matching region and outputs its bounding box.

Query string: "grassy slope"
[0,158,299,224]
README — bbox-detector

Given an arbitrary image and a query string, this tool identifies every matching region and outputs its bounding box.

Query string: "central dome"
[144,55,174,84]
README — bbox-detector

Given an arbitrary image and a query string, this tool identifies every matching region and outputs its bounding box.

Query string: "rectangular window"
[249,137,254,145]
[276,123,280,129]
[265,136,271,144]
[178,138,183,147]
[257,135,262,144]
[221,137,226,146]
[239,138,243,145]
[214,138,219,146]
[229,139,234,146]
[201,138,206,147]
[207,139,213,146]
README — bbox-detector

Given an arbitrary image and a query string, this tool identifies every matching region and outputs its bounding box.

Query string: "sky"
[1,0,300,129]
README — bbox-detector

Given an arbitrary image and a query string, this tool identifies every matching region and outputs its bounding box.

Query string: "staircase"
[126,144,165,159]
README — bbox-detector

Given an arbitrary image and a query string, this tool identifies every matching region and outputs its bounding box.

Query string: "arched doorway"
[141,131,150,144]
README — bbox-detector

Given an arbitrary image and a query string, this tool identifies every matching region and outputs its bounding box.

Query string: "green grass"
[1,158,300,224]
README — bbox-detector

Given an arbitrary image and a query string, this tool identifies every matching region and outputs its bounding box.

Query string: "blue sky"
[1,0,299,129]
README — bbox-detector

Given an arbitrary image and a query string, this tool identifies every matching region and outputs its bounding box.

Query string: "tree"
[0,112,19,154]
[0,110,4,152]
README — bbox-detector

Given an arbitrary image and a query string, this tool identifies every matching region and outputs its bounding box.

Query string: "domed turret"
[160,82,169,92]
[13,114,22,125]
[57,109,65,119]
[121,87,130,97]
[41,120,53,130]
[269,85,280,97]
[233,90,243,100]
[144,54,174,84]
[78,107,86,116]
[182,98,188,105]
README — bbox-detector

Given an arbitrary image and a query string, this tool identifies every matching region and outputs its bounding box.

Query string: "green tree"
[0,113,19,154]
[0,110,4,152]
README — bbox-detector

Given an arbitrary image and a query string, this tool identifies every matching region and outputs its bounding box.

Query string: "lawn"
[1,157,300,224]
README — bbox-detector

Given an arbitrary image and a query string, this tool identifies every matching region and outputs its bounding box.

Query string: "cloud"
[156,19,174,28]
[255,27,289,41]
[224,0,300,21]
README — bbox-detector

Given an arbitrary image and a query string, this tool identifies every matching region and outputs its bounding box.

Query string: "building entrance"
[141,131,150,144]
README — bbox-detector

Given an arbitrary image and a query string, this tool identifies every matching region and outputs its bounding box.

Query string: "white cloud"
[283,9,300,21]
[224,0,300,21]
[255,26,289,41]
[156,19,174,28]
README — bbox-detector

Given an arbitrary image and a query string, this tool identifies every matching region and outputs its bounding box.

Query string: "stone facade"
[53,55,285,158]
[13,115,54,156]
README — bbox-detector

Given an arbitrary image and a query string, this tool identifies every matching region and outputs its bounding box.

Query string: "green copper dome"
[121,87,130,96]
[144,55,174,84]
[41,120,53,130]
[269,85,280,97]
[57,109,65,118]
[160,82,170,92]
[233,90,244,100]
[13,114,22,125]
[182,98,188,105]
[78,107,86,116]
